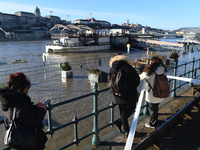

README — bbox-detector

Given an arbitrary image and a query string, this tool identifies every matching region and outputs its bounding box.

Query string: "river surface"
[0,38,200,149]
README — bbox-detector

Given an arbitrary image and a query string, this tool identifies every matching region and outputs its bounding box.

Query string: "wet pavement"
[82,84,200,150]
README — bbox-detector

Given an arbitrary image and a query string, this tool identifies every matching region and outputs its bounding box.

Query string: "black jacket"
[109,55,140,104]
[0,88,47,150]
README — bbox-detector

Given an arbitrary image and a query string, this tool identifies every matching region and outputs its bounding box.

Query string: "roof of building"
[50,24,93,33]
[74,18,110,24]
[44,15,61,20]
[14,11,35,17]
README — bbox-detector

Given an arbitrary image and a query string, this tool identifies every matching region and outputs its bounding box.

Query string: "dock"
[136,39,184,51]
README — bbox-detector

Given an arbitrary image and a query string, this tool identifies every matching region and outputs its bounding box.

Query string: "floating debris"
[0,62,7,65]
[10,60,28,64]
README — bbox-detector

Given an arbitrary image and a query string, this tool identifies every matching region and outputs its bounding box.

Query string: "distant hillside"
[176,27,200,33]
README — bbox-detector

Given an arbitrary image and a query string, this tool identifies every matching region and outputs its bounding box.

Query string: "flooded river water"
[0,39,200,149]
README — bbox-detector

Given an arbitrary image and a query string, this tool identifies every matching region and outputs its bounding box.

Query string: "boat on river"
[46,24,131,53]
[46,35,111,53]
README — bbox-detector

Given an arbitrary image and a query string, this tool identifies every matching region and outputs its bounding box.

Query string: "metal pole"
[127,44,130,53]
[171,60,177,98]
[110,101,114,126]
[73,116,79,146]
[92,83,100,146]
[189,57,195,86]
[199,58,200,69]
[46,103,54,137]
[184,62,186,76]
[42,53,47,81]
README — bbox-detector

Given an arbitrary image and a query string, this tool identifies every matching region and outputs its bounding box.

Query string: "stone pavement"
[83,85,200,150]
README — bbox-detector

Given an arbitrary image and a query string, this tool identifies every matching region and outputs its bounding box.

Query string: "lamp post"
[127,44,130,53]
[42,53,47,81]
[146,47,149,64]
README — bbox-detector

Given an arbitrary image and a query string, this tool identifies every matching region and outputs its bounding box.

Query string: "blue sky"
[0,0,200,30]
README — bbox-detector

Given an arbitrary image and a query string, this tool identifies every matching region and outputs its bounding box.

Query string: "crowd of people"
[0,53,167,149]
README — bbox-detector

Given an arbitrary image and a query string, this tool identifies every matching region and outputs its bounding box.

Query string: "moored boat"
[46,36,111,53]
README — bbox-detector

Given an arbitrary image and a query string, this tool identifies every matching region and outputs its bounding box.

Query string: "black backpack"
[147,73,170,98]
[110,67,132,99]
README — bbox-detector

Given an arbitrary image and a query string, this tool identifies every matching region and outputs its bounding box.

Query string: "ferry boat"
[46,24,131,53]
[46,35,111,53]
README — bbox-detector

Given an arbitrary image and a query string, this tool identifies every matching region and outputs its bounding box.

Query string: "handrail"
[1,57,200,150]
[134,94,200,150]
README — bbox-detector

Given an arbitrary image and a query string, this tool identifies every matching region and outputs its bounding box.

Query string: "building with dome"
[34,6,41,17]
[0,6,69,41]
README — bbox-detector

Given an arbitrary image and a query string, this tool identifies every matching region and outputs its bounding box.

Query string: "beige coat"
[139,66,166,103]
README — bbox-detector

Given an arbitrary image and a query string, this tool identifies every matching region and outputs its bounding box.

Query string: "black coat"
[0,88,47,150]
[109,60,140,104]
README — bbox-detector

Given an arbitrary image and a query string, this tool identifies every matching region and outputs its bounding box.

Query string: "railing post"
[189,57,195,86]
[171,60,177,98]
[92,82,100,147]
[199,58,200,69]
[178,74,181,89]
[46,102,54,137]
[184,62,186,76]
[73,116,79,146]
[110,101,115,126]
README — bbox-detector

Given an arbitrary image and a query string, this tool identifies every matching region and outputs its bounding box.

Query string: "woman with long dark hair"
[0,72,48,149]
[139,56,167,128]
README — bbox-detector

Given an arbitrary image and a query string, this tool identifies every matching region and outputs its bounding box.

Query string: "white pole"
[124,82,145,150]
[42,53,47,81]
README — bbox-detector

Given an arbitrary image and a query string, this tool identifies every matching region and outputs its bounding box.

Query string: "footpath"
[82,84,200,150]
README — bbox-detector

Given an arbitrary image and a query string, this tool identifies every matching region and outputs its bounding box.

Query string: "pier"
[136,39,184,51]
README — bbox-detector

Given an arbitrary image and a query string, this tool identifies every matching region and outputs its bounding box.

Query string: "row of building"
[0,7,115,41]
[0,6,176,41]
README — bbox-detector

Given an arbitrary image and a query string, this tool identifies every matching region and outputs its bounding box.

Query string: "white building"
[74,18,111,27]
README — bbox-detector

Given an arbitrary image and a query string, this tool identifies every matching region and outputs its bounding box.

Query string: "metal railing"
[167,57,200,98]
[1,57,200,150]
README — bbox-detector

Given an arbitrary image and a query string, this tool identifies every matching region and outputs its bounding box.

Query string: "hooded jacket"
[139,66,166,103]
[109,55,140,104]
[0,88,47,150]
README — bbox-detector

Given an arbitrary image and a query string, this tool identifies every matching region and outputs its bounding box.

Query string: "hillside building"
[73,18,111,27]
[0,6,69,40]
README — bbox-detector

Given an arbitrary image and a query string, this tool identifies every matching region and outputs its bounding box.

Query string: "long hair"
[7,72,31,93]
[143,56,166,75]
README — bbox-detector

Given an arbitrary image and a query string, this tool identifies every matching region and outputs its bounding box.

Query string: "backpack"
[110,67,132,99]
[147,73,170,98]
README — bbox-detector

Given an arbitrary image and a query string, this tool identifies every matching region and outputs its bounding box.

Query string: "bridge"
[137,39,184,47]
[128,33,164,39]
[128,33,183,39]
[178,39,200,45]
[127,33,184,51]
[134,38,184,51]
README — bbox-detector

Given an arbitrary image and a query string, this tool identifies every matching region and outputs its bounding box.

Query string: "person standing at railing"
[109,54,140,137]
[139,56,167,129]
[0,72,48,150]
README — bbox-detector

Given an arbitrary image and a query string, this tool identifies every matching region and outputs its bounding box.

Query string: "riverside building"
[0,6,70,40]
